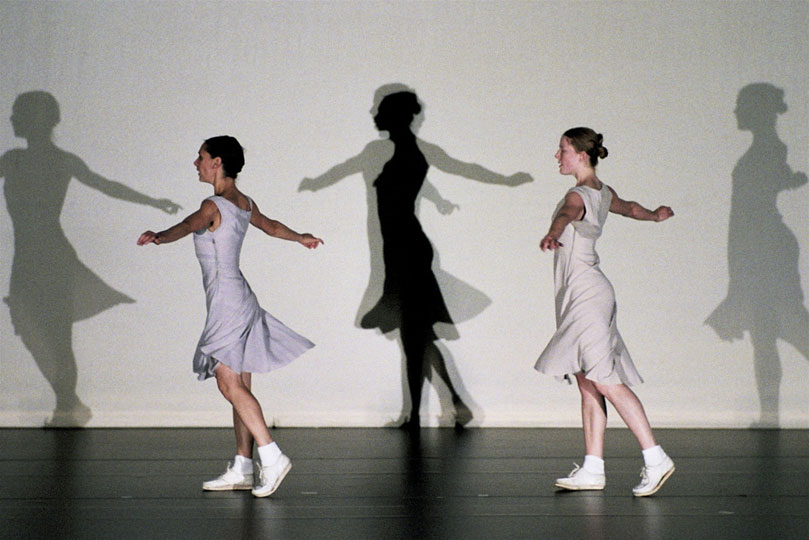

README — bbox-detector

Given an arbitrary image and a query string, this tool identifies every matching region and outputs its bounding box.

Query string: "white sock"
[233,455,253,474]
[582,455,605,474]
[642,445,667,467]
[257,442,282,465]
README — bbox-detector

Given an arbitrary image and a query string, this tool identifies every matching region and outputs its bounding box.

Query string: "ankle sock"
[257,442,282,465]
[642,445,667,467]
[233,455,253,474]
[582,455,605,474]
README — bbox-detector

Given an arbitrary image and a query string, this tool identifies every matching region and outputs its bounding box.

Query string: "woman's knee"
[215,366,243,401]
[575,373,599,394]
[593,381,635,405]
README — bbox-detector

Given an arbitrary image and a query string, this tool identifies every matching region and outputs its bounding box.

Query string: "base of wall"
[1,409,807,429]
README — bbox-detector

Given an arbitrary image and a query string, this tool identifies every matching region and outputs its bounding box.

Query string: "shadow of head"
[371,83,425,135]
[735,83,787,131]
[11,90,60,140]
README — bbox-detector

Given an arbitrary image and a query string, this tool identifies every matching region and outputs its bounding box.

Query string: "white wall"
[1,0,807,428]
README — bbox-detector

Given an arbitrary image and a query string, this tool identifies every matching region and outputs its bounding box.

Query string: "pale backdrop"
[1,1,807,428]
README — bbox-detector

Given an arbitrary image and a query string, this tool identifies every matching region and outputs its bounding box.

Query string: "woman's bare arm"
[137,199,218,245]
[608,186,673,222]
[249,200,323,249]
[540,191,585,251]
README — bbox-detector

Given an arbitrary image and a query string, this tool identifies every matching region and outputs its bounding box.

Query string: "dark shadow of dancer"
[300,84,532,429]
[706,83,809,427]
[0,91,181,427]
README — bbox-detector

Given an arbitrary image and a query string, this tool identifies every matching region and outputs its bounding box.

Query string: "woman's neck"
[574,169,601,189]
[213,177,237,197]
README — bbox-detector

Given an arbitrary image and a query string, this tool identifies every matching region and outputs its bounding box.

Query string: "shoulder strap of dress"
[206,195,226,210]
[204,195,223,208]
[569,186,592,221]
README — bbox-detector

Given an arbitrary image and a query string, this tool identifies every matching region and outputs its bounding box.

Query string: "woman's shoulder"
[205,194,252,213]
[570,183,611,198]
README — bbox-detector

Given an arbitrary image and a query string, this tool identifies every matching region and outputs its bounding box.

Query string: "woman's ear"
[578,151,588,163]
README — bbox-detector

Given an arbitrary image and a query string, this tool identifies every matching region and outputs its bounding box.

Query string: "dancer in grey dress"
[536,127,675,497]
[192,194,315,381]
[138,136,322,498]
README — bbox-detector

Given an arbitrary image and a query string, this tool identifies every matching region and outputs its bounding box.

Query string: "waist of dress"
[197,264,243,278]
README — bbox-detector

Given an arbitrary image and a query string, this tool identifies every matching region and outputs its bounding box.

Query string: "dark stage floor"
[1,427,807,539]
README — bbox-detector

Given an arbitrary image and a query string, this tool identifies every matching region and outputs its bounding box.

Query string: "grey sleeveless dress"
[192,195,314,380]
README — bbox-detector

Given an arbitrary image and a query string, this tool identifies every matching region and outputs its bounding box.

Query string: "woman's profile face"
[555,137,583,176]
[194,145,218,184]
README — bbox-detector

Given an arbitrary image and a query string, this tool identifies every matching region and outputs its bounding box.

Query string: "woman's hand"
[137,230,160,245]
[653,206,674,222]
[540,233,563,252]
[299,234,324,249]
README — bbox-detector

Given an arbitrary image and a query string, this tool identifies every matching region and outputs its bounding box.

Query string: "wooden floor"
[1,428,807,540]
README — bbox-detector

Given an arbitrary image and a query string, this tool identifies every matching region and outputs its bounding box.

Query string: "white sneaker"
[633,456,675,497]
[251,453,292,498]
[555,463,606,491]
[202,462,253,491]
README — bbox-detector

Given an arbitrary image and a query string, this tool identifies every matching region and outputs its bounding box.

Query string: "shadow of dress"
[359,135,453,339]
[3,146,134,425]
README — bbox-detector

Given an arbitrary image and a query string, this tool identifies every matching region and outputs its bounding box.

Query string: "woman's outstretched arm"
[137,199,218,245]
[607,186,673,222]
[540,191,585,251]
[249,200,323,249]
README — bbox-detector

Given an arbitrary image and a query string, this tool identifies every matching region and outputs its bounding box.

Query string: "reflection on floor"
[1,428,807,540]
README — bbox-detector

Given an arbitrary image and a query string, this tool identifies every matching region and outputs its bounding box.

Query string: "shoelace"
[638,467,649,483]
[568,463,582,477]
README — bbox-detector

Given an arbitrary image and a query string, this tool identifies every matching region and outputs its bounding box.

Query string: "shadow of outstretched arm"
[418,140,533,186]
[420,179,459,215]
[299,152,367,192]
[72,154,181,214]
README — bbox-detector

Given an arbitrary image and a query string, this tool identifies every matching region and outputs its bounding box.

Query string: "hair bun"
[595,133,608,159]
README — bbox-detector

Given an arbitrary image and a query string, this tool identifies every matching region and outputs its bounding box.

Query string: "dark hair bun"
[595,133,608,159]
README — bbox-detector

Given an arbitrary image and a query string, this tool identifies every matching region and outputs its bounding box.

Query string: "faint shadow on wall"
[706,83,809,427]
[299,83,532,428]
[1,91,180,427]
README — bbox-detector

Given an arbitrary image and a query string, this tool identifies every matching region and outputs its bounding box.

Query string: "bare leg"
[215,363,273,447]
[233,371,255,458]
[575,373,608,458]
[593,380,657,450]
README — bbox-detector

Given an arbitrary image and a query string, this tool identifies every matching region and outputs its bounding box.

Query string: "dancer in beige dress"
[536,127,675,496]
